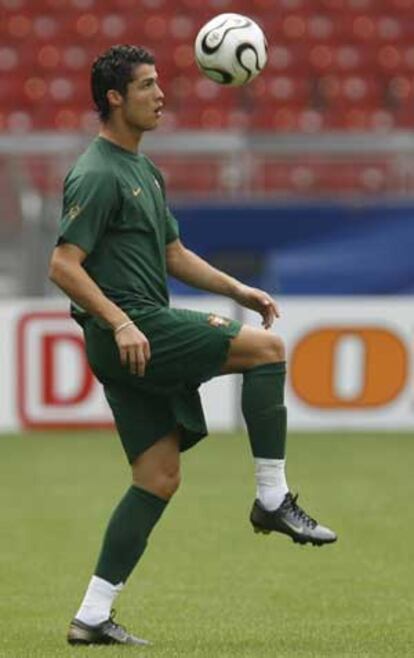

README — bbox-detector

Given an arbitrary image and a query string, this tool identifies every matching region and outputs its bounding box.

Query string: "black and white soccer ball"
[194,13,268,87]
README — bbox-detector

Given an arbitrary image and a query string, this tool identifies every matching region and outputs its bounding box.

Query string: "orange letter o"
[291,327,408,408]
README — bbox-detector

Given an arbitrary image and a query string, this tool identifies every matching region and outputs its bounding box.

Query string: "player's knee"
[154,467,181,499]
[258,334,286,364]
[271,334,286,362]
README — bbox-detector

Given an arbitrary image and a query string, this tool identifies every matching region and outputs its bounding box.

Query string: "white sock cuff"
[75,576,124,626]
[255,458,288,511]
[91,575,124,595]
[255,458,285,467]
[255,458,286,481]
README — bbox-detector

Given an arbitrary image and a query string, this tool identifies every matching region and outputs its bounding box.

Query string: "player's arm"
[49,243,150,376]
[166,238,279,328]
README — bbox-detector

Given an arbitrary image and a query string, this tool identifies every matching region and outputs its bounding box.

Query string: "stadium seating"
[1,0,414,135]
[1,0,414,196]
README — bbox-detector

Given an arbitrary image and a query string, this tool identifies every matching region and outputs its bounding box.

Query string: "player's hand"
[232,284,280,329]
[114,323,151,376]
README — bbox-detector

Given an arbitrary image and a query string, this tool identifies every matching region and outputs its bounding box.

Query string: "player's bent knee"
[255,333,285,365]
[159,469,181,499]
[134,468,181,500]
[224,327,286,373]
[266,334,286,363]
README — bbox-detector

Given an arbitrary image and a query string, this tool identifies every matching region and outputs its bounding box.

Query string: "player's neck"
[99,123,142,154]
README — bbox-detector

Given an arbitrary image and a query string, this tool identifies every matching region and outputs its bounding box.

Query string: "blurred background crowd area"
[2,0,414,133]
[0,0,414,299]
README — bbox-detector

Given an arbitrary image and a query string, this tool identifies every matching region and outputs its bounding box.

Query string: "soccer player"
[49,45,337,647]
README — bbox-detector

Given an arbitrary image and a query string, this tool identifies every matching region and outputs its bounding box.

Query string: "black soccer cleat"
[67,612,150,646]
[250,492,337,546]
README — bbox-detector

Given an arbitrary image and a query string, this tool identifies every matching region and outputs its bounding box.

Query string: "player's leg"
[222,325,337,546]
[68,429,181,646]
[222,325,289,508]
[93,429,181,589]
[222,325,287,466]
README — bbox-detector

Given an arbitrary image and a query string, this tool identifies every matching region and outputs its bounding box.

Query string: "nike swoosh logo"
[132,187,141,197]
[284,521,304,534]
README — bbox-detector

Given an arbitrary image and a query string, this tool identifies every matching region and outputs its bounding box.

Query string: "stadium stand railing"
[1,131,414,297]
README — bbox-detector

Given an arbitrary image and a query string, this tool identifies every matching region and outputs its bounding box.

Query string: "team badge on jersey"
[207,314,231,328]
[67,204,82,221]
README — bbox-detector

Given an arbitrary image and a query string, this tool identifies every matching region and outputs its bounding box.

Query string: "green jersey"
[58,136,179,320]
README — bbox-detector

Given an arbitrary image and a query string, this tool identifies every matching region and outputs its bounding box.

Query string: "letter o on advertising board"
[291,327,408,408]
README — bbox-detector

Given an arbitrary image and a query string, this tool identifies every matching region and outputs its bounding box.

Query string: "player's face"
[122,64,164,131]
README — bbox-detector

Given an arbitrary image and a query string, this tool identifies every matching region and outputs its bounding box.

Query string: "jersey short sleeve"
[58,167,118,254]
[165,207,180,244]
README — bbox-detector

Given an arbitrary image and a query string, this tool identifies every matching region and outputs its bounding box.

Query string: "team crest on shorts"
[207,314,231,328]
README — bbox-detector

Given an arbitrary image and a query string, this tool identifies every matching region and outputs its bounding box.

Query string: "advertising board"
[1,297,413,432]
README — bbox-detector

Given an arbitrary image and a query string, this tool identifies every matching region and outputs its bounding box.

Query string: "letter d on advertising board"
[42,333,94,406]
[17,311,113,429]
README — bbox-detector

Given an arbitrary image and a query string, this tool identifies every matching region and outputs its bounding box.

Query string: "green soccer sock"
[95,485,167,585]
[241,361,287,460]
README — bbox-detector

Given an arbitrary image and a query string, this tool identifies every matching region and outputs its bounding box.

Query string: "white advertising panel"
[1,296,413,432]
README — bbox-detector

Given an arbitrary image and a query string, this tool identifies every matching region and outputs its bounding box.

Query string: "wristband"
[114,320,134,335]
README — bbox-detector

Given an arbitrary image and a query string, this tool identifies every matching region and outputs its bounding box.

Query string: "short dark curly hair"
[91,44,155,121]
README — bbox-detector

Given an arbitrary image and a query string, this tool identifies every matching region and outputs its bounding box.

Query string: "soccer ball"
[194,13,268,87]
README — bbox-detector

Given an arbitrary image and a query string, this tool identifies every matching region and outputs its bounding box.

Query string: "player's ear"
[106,89,124,111]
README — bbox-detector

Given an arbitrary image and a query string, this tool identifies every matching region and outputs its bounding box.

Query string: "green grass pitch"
[0,430,413,657]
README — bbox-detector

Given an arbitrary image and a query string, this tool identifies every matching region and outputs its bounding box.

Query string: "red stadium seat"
[3,109,33,133]
[247,74,312,106]
[391,108,414,129]
[168,14,197,42]
[250,105,307,132]
[0,46,19,73]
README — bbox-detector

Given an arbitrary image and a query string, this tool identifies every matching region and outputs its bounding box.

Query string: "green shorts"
[83,306,241,463]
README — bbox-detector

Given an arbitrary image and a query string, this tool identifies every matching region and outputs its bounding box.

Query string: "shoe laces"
[108,609,126,633]
[285,493,317,528]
